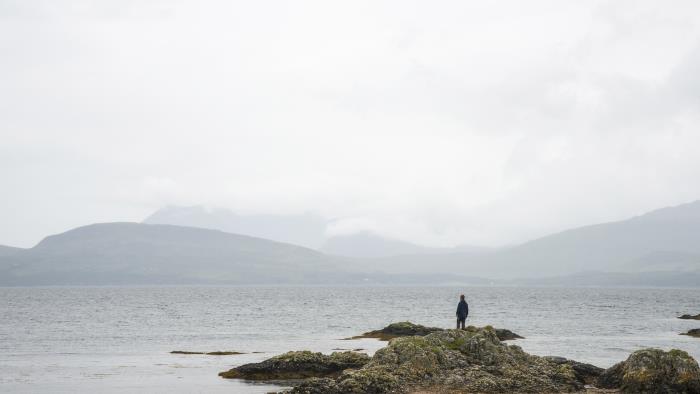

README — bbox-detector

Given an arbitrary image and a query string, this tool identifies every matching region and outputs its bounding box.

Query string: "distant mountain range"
[363,200,700,279]
[1,200,699,286]
[144,205,488,259]
[476,199,700,278]
[0,223,487,286]
[0,223,339,285]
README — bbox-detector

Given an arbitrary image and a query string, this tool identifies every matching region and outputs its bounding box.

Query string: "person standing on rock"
[456,294,469,329]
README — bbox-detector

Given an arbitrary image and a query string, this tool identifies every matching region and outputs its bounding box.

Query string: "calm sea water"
[1,286,699,393]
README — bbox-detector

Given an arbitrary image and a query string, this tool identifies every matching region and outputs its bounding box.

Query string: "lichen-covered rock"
[218,350,369,380]
[597,348,700,393]
[679,314,700,320]
[334,367,401,393]
[293,326,584,393]
[681,329,700,338]
[291,377,339,393]
[544,356,605,384]
[348,322,523,342]
[291,368,400,394]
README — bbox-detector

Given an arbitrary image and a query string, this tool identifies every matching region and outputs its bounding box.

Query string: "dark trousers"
[457,317,466,329]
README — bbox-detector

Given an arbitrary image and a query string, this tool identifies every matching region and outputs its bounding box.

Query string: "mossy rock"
[597,348,700,393]
[335,367,401,393]
[290,377,339,393]
[291,369,400,394]
[347,322,523,342]
[297,326,585,393]
[218,350,369,380]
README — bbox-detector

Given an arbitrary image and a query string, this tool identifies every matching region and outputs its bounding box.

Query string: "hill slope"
[0,245,23,257]
[0,223,343,285]
[487,199,700,277]
[368,200,700,279]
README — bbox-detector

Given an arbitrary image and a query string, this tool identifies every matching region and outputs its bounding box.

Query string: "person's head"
[460,294,465,301]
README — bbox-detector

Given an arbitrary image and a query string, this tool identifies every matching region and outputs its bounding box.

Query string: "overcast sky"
[2,0,700,248]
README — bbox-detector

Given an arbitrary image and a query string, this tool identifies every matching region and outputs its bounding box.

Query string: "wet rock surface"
[679,314,700,320]
[494,328,525,341]
[681,329,700,338]
[348,322,524,342]
[171,350,245,355]
[218,350,369,380]
[347,322,444,341]
[543,356,605,384]
[205,351,246,355]
[597,348,700,393]
[292,326,587,393]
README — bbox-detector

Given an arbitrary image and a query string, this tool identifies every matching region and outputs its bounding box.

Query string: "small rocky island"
[219,322,700,393]
[679,314,700,320]
[681,329,700,338]
[346,321,524,342]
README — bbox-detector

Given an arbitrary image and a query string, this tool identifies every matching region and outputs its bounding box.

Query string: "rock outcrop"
[681,329,700,338]
[217,323,700,393]
[679,314,700,320]
[218,351,369,380]
[348,322,524,342]
[292,326,588,393]
[597,348,700,393]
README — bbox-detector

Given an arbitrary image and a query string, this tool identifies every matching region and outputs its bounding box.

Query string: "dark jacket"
[456,300,469,319]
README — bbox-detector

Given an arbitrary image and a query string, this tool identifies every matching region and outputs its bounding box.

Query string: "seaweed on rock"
[219,351,369,380]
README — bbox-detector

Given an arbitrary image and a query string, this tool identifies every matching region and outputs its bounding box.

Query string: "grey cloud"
[2,0,700,248]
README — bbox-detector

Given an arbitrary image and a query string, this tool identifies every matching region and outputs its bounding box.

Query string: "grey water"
[1,286,699,393]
